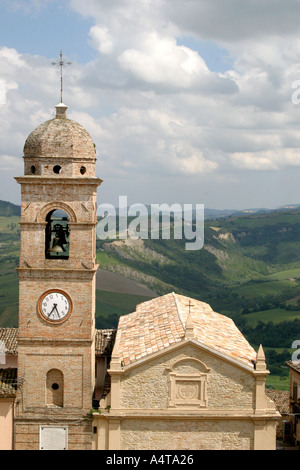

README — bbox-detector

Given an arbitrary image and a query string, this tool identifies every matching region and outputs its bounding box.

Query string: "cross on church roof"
[52,50,72,104]
[186,299,194,315]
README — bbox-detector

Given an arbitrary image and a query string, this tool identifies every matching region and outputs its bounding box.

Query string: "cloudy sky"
[1,0,300,210]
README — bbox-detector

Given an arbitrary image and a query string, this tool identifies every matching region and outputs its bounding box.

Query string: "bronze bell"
[50,237,65,253]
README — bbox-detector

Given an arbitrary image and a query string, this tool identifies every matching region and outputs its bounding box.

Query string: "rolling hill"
[1,199,300,389]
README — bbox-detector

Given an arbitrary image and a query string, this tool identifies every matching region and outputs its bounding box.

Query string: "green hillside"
[2,200,300,389]
[0,200,20,217]
[0,202,21,328]
[94,209,300,389]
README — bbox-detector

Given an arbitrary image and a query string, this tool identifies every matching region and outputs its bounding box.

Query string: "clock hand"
[54,304,60,318]
[48,304,56,318]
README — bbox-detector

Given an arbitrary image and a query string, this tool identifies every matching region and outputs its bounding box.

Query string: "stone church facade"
[93,293,279,450]
[0,104,279,450]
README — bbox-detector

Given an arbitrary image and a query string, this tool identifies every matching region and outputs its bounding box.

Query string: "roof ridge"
[171,292,185,330]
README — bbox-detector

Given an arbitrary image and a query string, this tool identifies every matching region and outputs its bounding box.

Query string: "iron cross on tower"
[52,50,72,103]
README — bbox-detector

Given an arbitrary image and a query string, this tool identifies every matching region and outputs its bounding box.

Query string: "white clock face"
[39,291,71,323]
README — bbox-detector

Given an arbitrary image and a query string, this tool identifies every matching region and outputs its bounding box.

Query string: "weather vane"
[52,50,72,103]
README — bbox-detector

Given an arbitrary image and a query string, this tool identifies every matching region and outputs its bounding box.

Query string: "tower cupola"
[23,103,96,177]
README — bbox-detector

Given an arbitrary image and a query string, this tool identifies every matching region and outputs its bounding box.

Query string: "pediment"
[121,337,254,374]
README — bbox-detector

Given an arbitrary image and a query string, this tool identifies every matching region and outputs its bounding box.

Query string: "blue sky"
[0,0,95,63]
[176,37,234,73]
[0,1,233,71]
[1,0,300,210]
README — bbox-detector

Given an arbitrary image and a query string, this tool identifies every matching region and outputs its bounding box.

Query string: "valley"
[2,200,300,389]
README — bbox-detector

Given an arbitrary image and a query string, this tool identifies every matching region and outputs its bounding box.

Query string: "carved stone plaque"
[167,357,210,409]
[176,381,200,400]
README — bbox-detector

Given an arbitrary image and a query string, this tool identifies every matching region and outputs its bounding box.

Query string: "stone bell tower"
[14,103,102,450]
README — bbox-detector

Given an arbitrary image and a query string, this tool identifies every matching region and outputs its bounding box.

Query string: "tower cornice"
[16,265,99,274]
[15,176,103,186]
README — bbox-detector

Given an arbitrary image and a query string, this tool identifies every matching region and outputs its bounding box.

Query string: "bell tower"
[14,103,102,450]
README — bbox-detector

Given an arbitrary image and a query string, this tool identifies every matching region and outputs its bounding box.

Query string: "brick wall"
[14,111,102,450]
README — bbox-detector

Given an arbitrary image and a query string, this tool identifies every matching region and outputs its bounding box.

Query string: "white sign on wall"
[39,426,68,450]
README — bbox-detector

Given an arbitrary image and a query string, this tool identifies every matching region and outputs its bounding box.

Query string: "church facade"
[93,293,279,450]
[0,104,279,450]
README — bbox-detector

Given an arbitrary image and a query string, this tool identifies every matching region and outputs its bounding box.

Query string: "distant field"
[96,250,121,267]
[266,374,289,391]
[93,256,158,328]
[0,216,20,231]
[234,279,300,298]
[1,203,300,392]
[95,289,154,328]
[244,308,300,327]
[216,211,300,229]
[96,268,156,297]
[0,214,21,327]
[262,267,300,281]
[0,272,19,327]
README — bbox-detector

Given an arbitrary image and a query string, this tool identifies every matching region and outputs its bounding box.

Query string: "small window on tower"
[46,369,64,407]
[45,210,69,260]
[53,165,62,174]
[31,165,36,174]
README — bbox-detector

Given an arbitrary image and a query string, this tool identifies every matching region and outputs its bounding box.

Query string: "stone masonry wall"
[120,418,253,450]
[120,343,255,410]
[117,343,256,450]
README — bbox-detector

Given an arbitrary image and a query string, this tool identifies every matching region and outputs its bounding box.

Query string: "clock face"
[38,290,72,323]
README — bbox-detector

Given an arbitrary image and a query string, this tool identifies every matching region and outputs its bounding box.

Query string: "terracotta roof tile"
[95,329,116,357]
[286,360,300,374]
[0,328,18,355]
[0,328,116,358]
[266,389,290,415]
[117,292,257,368]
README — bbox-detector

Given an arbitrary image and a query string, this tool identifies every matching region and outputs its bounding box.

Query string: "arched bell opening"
[46,369,64,407]
[45,209,70,259]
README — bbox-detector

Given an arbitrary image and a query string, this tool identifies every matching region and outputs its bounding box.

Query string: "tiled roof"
[0,328,18,355]
[95,329,117,357]
[117,292,257,368]
[0,328,116,357]
[266,389,290,415]
[286,360,300,374]
[0,368,17,398]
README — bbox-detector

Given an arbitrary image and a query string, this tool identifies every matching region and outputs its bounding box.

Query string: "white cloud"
[173,152,218,175]
[0,80,18,106]
[231,148,300,171]
[0,46,26,68]
[118,32,209,89]
[89,26,114,54]
[0,155,23,171]
[0,82,5,105]
[161,0,300,43]
[2,1,300,208]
